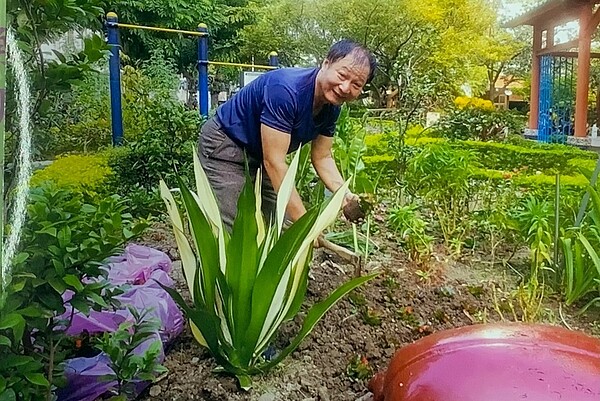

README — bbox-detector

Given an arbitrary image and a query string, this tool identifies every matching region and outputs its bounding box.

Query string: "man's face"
[320,53,370,105]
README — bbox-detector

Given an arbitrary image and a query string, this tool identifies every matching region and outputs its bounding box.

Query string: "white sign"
[241,71,265,87]
[426,112,441,127]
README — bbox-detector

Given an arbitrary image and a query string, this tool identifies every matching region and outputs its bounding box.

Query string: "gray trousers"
[197,117,277,231]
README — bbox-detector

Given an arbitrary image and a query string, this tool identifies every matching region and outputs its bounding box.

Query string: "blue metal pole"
[268,51,279,67]
[106,12,124,145]
[198,23,209,118]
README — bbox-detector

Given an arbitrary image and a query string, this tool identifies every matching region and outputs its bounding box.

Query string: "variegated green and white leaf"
[160,180,198,297]
[276,150,301,235]
[192,145,228,272]
[254,168,266,245]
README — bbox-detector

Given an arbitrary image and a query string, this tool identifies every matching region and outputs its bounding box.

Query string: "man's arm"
[310,134,346,193]
[261,124,307,222]
[311,134,360,213]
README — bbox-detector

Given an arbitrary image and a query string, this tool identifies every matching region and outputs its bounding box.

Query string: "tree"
[104,0,262,72]
[241,0,502,113]
[5,0,107,189]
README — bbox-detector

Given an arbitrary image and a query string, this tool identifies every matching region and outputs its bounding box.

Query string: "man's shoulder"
[264,67,318,91]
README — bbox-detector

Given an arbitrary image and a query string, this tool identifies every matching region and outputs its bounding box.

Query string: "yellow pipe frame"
[115,22,208,37]
[208,61,277,70]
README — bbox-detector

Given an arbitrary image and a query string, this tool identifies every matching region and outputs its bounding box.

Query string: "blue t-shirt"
[216,67,341,159]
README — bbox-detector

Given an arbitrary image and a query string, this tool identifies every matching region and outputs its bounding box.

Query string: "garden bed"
[136,224,599,401]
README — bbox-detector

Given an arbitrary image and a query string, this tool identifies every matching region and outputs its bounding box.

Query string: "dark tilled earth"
[135,224,599,401]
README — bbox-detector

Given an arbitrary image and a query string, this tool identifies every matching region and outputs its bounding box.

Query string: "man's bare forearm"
[263,158,307,222]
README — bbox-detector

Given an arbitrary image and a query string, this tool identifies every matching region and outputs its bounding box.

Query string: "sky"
[499,0,579,44]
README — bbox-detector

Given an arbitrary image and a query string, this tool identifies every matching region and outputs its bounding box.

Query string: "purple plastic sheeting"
[56,244,184,401]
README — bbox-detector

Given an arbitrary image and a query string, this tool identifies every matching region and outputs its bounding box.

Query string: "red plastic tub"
[369,323,600,401]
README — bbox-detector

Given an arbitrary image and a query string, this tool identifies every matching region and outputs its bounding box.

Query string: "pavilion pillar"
[575,4,592,137]
[529,25,542,130]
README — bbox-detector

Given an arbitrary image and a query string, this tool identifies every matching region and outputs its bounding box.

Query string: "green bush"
[30,153,113,198]
[449,140,597,175]
[1,185,148,400]
[405,144,477,252]
[44,57,194,156]
[435,104,525,141]
[108,127,198,218]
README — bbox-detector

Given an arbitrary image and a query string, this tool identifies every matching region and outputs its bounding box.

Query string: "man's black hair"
[325,40,377,83]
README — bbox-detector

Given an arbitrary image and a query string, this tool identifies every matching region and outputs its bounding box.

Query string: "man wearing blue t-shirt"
[198,40,376,230]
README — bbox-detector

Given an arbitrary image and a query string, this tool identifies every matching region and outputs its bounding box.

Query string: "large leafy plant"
[405,144,476,253]
[0,185,148,400]
[561,186,600,307]
[159,148,376,388]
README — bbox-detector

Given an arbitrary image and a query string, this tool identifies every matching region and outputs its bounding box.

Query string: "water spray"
[2,29,33,289]
[0,0,7,302]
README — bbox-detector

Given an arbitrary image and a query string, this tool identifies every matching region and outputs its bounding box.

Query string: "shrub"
[30,153,113,198]
[436,97,525,141]
[44,58,195,156]
[388,205,433,266]
[405,144,477,252]
[1,185,148,400]
[108,127,197,217]
[448,140,597,175]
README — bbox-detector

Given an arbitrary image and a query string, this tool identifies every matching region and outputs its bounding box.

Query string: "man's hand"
[342,191,366,223]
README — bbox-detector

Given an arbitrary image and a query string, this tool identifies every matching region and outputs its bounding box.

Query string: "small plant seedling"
[437,286,456,298]
[346,355,372,381]
[433,309,451,323]
[467,284,485,297]
[415,269,432,283]
[382,275,399,290]
[349,291,368,308]
[96,307,168,399]
[397,306,420,327]
[360,308,382,326]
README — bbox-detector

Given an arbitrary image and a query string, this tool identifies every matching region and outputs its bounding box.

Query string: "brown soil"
[136,224,600,401]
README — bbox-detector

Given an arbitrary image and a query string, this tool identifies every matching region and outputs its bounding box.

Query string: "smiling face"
[316,52,371,107]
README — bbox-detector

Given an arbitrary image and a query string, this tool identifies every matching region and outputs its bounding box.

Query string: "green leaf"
[160,181,199,299]
[0,314,23,330]
[70,297,91,315]
[4,355,33,368]
[16,306,43,318]
[37,227,57,237]
[0,336,11,347]
[25,373,50,387]
[579,234,600,277]
[275,150,301,234]
[52,259,66,276]
[262,272,378,371]
[236,374,252,391]
[64,275,84,292]
[38,290,66,314]
[0,389,16,401]
[244,209,319,357]
[57,226,72,248]
[88,292,109,309]
[227,174,259,349]
[12,252,29,265]
[177,176,221,317]
[48,277,67,294]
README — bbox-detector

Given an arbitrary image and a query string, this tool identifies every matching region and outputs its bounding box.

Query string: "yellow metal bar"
[208,61,277,70]
[116,22,208,37]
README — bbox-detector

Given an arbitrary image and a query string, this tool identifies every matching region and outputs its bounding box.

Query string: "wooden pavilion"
[506,0,600,139]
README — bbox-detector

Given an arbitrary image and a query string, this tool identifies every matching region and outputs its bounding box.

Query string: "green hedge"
[363,136,598,190]
[448,140,597,175]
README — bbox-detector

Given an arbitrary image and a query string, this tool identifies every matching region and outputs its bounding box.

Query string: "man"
[198,40,376,230]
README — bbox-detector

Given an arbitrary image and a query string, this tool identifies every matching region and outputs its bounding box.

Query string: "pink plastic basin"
[369,323,600,401]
